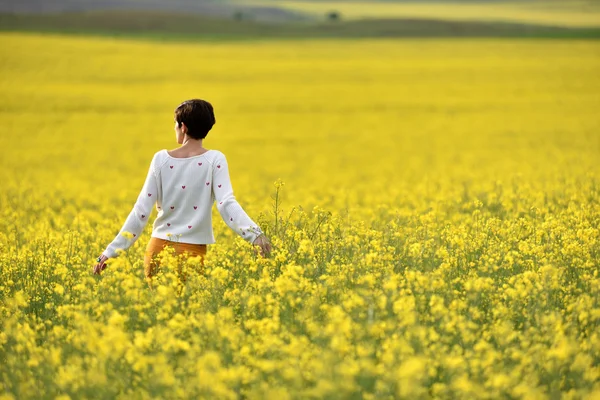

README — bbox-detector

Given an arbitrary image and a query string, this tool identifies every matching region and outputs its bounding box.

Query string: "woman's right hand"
[253,234,272,257]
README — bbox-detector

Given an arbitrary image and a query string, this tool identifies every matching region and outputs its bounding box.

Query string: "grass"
[1,10,600,40]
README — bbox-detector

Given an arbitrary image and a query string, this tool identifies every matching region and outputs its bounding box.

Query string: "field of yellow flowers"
[0,33,599,399]
[246,0,600,28]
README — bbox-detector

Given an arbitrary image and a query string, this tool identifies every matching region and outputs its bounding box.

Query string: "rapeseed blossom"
[0,33,599,398]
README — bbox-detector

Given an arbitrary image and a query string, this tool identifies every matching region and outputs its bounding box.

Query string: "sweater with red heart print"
[102,149,263,259]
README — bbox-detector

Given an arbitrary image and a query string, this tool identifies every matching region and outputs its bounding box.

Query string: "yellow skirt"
[144,237,207,285]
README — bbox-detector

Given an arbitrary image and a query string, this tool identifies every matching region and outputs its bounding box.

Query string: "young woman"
[93,99,271,284]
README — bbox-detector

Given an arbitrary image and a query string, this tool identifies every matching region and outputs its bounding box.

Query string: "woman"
[93,99,271,285]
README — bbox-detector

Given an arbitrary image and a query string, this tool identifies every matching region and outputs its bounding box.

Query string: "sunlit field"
[244,0,600,27]
[0,33,599,399]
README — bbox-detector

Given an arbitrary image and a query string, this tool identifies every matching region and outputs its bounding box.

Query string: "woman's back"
[154,148,218,244]
[101,148,263,258]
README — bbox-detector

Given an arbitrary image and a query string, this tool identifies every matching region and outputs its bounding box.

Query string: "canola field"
[0,33,599,399]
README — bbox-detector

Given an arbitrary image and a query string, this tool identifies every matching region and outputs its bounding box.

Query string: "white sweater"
[102,149,263,259]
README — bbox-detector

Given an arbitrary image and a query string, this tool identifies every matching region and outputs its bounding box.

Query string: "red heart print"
[217,165,221,168]
[182,185,186,189]
[170,206,174,209]
[218,185,222,188]
[198,162,202,166]
[206,182,210,186]
[219,202,223,205]
[193,206,197,210]
[148,193,152,197]
[170,165,174,169]
[167,223,171,227]
[188,225,192,229]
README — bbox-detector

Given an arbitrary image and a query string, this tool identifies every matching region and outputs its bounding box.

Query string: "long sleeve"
[102,155,159,258]
[211,152,263,244]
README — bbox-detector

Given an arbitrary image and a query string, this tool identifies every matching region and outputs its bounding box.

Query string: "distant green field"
[242,0,600,28]
[1,10,599,40]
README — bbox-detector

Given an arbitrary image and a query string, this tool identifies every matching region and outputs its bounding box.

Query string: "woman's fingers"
[260,241,271,257]
[252,236,272,257]
[93,260,108,274]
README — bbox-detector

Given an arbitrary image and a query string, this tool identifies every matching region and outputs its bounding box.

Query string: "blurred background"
[1,0,599,38]
[0,0,598,217]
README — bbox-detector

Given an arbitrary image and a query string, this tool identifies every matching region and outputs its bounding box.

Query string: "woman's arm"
[211,152,266,245]
[101,154,159,259]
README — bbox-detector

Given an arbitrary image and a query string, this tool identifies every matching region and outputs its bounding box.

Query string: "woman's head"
[174,99,216,142]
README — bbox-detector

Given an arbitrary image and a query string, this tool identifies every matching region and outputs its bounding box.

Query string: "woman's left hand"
[253,234,272,257]
[93,254,109,275]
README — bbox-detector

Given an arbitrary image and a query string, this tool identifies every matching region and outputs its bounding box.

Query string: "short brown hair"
[174,99,216,139]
